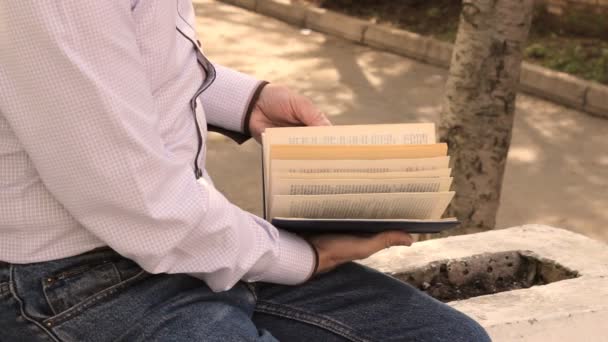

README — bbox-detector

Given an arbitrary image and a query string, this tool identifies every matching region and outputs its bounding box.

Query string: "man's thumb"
[308,110,331,126]
[294,95,331,127]
[382,231,413,248]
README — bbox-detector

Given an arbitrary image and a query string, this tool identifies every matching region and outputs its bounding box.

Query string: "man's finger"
[380,231,413,248]
[349,231,412,260]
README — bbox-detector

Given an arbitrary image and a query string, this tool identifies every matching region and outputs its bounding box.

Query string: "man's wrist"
[243,81,269,137]
[249,230,316,285]
[303,239,320,280]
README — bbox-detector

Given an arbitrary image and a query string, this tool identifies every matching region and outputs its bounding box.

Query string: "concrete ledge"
[586,82,608,118]
[424,40,453,68]
[257,0,306,27]
[304,7,367,43]
[520,62,588,111]
[364,25,432,64]
[217,0,256,11]
[359,225,608,342]
[213,0,608,119]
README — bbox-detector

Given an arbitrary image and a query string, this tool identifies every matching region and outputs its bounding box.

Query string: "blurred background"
[197,0,608,242]
[303,0,608,85]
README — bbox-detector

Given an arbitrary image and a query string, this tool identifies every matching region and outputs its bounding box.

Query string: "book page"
[271,144,447,160]
[265,123,436,145]
[270,192,454,220]
[263,123,439,218]
[271,157,449,174]
[273,217,459,223]
[268,169,451,213]
[273,177,452,195]
[274,169,452,179]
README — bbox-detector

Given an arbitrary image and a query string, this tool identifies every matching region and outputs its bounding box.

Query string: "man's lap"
[0,248,489,341]
[252,263,489,342]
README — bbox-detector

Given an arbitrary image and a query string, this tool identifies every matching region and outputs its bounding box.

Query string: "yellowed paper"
[273,177,453,195]
[264,123,436,145]
[270,157,449,174]
[262,123,442,218]
[274,169,452,179]
[270,192,455,220]
[270,144,447,160]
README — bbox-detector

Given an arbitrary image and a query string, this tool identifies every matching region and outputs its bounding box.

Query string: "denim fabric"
[0,248,491,341]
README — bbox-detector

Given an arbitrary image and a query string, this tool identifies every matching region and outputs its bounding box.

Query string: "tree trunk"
[439,0,534,234]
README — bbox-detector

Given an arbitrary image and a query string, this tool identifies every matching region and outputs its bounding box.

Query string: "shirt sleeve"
[0,1,314,292]
[200,64,264,136]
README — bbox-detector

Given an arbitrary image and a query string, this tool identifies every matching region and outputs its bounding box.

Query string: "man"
[0,1,490,341]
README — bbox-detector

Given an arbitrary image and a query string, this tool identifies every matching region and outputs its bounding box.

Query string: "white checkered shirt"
[0,0,314,291]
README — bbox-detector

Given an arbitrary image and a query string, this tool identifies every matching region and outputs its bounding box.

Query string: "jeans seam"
[9,266,62,342]
[255,300,373,342]
[42,279,58,316]
[43,269,149,327]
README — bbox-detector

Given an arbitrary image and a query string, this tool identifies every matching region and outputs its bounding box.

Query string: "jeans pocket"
[41,258,149,328]
[42,262,121,315]
[0,281,10,300]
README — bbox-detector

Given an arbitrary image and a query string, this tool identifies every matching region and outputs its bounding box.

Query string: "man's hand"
[308,231,413,275]
[248,84,411,276]
[249,84,331,140]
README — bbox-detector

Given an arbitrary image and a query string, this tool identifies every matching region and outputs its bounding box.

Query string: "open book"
[261,123,459,234]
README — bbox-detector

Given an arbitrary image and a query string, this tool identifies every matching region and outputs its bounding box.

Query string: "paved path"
[195,0,608,242]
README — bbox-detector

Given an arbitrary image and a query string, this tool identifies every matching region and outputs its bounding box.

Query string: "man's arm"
[0,1,314,291]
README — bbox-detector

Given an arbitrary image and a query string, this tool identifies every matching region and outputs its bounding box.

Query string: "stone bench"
[360,225,608,342]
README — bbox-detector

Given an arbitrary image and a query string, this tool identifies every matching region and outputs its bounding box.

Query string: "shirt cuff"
[254,230,316,285]
[200,64,263,136]
[207,81,268,144]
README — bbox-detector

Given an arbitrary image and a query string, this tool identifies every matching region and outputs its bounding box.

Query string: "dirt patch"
[299,0,608,85]
[303,0,462,41]
[392,251,579,302]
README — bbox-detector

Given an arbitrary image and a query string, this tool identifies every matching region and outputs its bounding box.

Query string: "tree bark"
[440,0,534,234]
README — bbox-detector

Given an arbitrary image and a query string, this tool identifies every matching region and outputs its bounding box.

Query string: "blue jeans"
[0,248,490,341]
